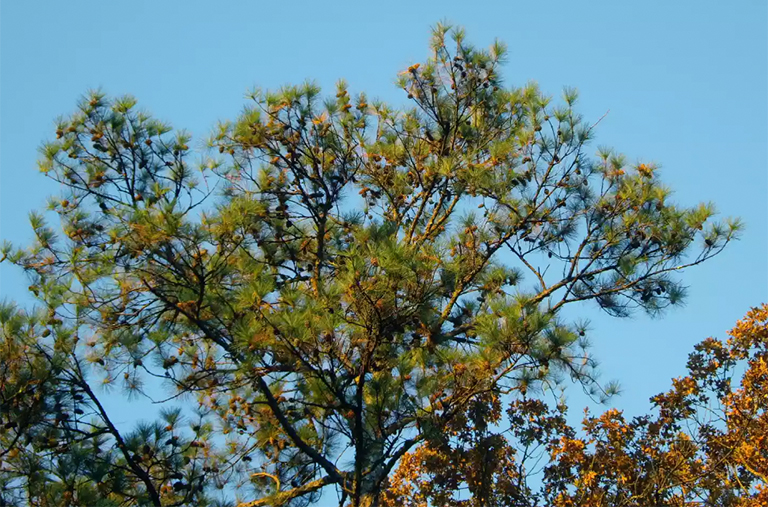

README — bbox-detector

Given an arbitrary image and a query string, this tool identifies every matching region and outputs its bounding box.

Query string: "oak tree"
[383,305,768,507]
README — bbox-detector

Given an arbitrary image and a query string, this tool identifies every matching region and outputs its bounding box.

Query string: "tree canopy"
[0,24,745,507]
[382,304,768,507]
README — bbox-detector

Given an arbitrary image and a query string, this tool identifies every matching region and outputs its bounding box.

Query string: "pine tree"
[1,24,740,507]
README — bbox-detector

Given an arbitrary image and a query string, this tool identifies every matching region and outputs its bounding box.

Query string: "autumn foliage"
[382,305,768,506]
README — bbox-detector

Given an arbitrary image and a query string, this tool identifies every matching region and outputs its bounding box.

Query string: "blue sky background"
[1,0,766,502]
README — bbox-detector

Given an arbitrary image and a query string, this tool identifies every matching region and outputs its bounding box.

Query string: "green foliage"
[1,24,738,507]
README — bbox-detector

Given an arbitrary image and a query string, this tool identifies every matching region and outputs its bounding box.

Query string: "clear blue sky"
[1,0,766,499]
